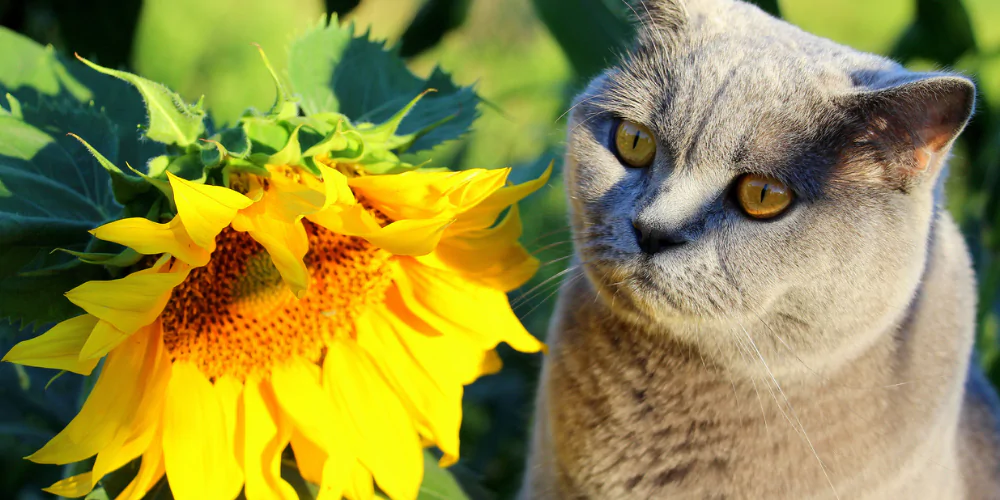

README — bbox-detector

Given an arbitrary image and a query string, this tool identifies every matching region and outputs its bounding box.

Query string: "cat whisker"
[730,329,769,433]
[554,94,602,124]
[511,264,587,309]
[523,226,573,248]
[519,271,585,319]
[735,321,841,500]
[530,240,575,256]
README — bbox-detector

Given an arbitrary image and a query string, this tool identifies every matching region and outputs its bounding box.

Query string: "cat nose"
[632,219,688,254]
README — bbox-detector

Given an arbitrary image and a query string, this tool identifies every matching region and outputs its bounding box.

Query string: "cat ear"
[849,74,975,187]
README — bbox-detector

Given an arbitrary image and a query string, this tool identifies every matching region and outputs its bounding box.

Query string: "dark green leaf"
[530,0,633,81]
[890,0,977,66]
[399,0,472,58]
[287,18,479,153]
[0,111,119,327]
[0,27,163,171]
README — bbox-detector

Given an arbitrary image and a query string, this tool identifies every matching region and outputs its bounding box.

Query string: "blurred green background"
[2,0,999,498]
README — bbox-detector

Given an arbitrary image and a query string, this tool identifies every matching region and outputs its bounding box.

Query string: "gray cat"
[520,0,1000,498]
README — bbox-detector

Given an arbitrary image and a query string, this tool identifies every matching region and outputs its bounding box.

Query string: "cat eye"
[736,174,793,219]
[613,119,656,168]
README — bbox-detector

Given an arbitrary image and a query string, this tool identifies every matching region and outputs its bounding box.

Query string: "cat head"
[565,0,975,371]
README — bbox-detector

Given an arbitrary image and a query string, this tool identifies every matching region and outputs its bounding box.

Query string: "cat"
[519,0,1000,498]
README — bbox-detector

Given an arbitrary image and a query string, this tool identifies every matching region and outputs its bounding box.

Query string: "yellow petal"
[79,320,129,360]
[324,339,423,500]
[272,361,355,499]
[450,162,552,233]
[2,315,99,374]
[43,472,94,498]
[244,377,297,500]
[168,171,253,248]
[90,216,211,266]
[417,205,538,291]
[395,258,544,353]
[378,290,490,386]
[344,461,375,500]
[289,429,326,485]
[232,206,310,298]
[317,457,351,500]
[309,204,453,256]
[65,267,189,334]
[355,307,463,465]
[29,325,154,464]
[162,362,243,500]
[115,425,166,500]
[92,324,171,479]
[317,163,357,207]
[214,374,244,468]
[347,168,508,221]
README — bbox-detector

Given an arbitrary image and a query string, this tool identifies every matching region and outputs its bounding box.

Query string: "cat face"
[565,0,974,368]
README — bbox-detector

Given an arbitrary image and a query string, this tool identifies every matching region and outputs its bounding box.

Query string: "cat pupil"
[760,184,769,203]
[632,131,640,149]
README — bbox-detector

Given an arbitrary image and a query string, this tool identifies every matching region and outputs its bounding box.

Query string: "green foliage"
[530,0,632,81]
[76,57,208,148]
[288,16,479,153]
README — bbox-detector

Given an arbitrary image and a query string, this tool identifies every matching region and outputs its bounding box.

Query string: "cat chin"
[580,255,731,322]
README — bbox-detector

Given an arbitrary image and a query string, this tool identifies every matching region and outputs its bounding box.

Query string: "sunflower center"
[160,221,394,380]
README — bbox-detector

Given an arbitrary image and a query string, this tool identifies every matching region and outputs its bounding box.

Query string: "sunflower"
[3,133,550,498]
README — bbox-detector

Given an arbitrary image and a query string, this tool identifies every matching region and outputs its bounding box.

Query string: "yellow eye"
[614,120,656,167]
[737,174,793,219]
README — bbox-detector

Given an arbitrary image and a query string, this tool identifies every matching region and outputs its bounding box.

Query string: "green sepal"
[75,54,206,147]
[224,158,271,177]
[243,118,290,155]
[301,119,348,157]
[254,44,299,120]
[67,133,150,204]
[264,124,304,167]
[5,93,22,119]
[199,139,227,169]
[165,153,206,182]
[127,157,172,199]
[217,126,252,158]
[354,90,428,147]
[57,247,144,268]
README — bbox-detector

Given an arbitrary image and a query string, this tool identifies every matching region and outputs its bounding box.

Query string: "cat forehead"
[588,0,899,167]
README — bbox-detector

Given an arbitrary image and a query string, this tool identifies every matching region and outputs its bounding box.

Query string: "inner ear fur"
[846,75,975,188]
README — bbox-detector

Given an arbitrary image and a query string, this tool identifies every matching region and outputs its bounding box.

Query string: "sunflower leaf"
[287,16,479,153]
[418,450,472,500]
[0,111,118,327]
[0,28,163,169]
[75,55,206,148]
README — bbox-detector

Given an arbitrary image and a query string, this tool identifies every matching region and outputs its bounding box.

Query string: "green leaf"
[76,55,207,147]
[419,450,471,500]
[67,133,151,205]
[0,113,119,327]
[890,0,977,65]
[530,0,633,81]
[287,17,479,153]
[0,29,91,102]
[0,27,163,171]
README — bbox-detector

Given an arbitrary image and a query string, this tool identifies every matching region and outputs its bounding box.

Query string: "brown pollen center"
[160,221,394,380]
